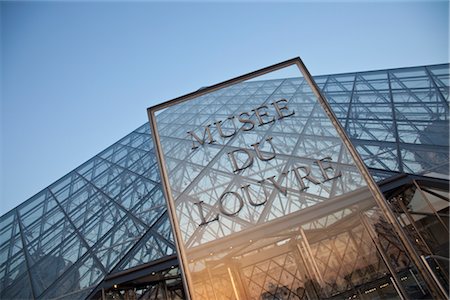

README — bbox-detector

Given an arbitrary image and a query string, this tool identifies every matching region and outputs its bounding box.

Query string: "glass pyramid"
[0,63,448,299]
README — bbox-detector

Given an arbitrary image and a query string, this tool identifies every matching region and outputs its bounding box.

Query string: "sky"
[1,1,448,216]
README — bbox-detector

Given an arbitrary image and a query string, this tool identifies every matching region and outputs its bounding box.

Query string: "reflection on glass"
[152,63,421,299]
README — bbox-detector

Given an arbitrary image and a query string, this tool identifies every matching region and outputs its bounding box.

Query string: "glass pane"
[150,61,415,299]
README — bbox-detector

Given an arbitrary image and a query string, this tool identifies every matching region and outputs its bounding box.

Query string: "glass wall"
[0,63,447,299]
[0,124,175,300]
[320,64,449,181]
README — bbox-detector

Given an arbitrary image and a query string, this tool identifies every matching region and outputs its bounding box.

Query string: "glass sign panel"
[148,59,412,300]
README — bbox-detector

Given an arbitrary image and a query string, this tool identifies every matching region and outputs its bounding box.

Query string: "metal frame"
[0,123,178,300]
[0,63,447,300]
[147,57,447,299]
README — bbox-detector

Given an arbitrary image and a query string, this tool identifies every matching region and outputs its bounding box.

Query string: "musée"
[187,99,295,149]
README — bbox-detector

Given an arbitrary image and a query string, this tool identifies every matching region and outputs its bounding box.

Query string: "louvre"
[0,62,448,300]
[195,156,342,220]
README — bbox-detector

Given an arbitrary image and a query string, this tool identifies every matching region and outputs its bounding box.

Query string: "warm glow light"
[227,267,240,300]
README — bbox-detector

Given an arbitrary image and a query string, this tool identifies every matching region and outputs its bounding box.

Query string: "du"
[227,136,276,173]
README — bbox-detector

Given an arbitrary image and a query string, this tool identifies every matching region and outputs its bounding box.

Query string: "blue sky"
[1,1,448,215]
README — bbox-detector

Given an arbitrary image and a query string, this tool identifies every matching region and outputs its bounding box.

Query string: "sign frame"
[147,57,442,299]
